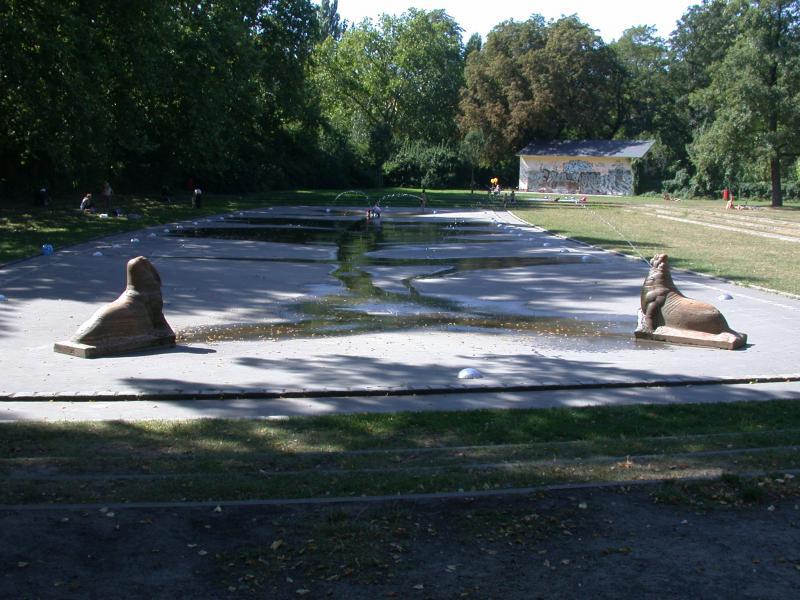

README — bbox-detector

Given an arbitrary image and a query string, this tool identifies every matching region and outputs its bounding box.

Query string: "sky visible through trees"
[337,0,695,43]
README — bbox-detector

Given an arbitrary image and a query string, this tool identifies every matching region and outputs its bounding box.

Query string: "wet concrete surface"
[1,205,799,418]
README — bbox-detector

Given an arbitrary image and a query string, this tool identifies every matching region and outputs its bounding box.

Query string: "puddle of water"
[167,208,632,347]
[177,312,632,345]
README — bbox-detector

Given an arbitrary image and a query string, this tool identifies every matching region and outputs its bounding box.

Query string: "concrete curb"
[3,374,799,402]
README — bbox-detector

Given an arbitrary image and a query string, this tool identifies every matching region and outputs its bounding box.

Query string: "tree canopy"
[688,0,800,206]
[459,16,624,166]
[0,0,319,195]
[1,1,799,200]
[312,9,464,183]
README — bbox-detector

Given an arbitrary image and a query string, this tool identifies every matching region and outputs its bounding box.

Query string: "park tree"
[464,32,482,57]
[0,0,320,196]
[459,17,547,166]
[665,0,746,187]
[613,26,672,139]
[317,0,346,40]
[612,26,684,188]
[669,0,745,95]
[536,17,624,139]
[158,0,318,189]
[459,129,487,192]
[0,0,146,192]
[687,0,800,206]
[313,9,464,185]
[459,15,624,166]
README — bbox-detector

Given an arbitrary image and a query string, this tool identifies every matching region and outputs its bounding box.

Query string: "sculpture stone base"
[54,256,176,359]
[635,311,747,350]
[54,334,175,359]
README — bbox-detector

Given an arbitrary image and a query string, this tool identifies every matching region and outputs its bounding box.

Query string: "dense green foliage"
[460,16,624,165]
[688,0,800,206]
[312,9,464,186]
[1,1,799,202]
[0,0,319,196]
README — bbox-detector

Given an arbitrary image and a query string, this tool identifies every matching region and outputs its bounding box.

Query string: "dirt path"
[3,483,799,599]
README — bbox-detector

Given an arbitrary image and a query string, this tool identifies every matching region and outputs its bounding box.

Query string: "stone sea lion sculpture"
[54,256,175,358]
[634,254,746,350]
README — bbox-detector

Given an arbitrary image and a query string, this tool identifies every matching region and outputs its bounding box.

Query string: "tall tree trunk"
[770,155,782,207]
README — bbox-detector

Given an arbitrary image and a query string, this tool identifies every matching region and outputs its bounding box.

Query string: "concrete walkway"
[1,205,799,421]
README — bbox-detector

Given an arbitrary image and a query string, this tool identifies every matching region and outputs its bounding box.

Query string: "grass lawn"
[2,401,799,505]
[512,194,800,295]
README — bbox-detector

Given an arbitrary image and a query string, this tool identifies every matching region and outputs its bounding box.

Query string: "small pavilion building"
[517,139,654,196]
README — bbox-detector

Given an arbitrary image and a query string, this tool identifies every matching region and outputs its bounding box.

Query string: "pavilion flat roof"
[517,139,655,158]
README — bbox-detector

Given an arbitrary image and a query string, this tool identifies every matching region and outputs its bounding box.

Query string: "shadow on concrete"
[118,349,694,402]
[85,345,218,360]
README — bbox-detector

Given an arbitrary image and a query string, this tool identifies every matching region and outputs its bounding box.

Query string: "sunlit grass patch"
[513,198,800,295]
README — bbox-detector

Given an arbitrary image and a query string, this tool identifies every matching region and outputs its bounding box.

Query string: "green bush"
[384,142,461,188]
[729,181,799,200]
[662,168,691,196]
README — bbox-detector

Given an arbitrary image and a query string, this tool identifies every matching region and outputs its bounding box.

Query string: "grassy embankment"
[1,401,799,505]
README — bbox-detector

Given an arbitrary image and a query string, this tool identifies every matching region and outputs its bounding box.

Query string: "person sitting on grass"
[725,193,735,210]
[80,193,95,213]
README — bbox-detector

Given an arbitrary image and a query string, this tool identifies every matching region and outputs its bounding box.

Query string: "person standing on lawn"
[101,181,113,212]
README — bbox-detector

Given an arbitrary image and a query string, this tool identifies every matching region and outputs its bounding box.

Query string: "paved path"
[1,206,799,420]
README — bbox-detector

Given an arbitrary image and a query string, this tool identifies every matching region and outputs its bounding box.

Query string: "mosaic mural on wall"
[519,157,634,196]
